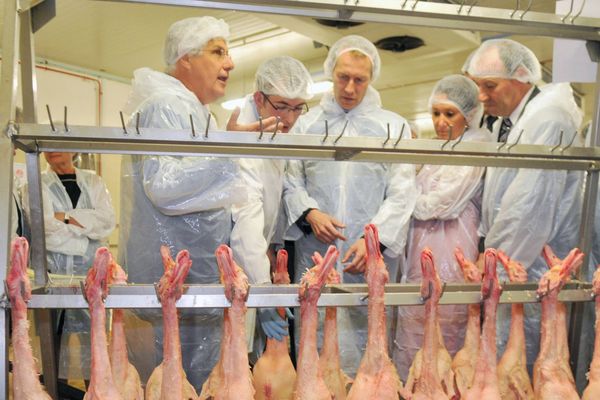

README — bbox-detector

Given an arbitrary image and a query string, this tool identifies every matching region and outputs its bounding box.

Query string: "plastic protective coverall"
[119,68,244,389]
[393,127,491,379]
[283,86,417,375]
[23,166,115,379]
[479,82,583,370]
[230,94,287,354]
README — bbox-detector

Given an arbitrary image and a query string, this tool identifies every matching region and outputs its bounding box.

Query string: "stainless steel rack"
[2,0,600,398]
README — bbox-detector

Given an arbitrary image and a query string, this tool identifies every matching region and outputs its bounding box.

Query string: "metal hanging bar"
[46,105,56,132]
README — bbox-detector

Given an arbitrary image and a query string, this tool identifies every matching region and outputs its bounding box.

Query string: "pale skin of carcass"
[252,250,297,400]
[108,260,144,400]
[8,237,52,400]
[198,245,255,400]
[347,224,409,400]
[293,246,338,400]
[533,245,583,400]
[84,248,124,400]
[404,247,457,400]
[582,266,600,400]
[496,251,534,400]
[463,248,502,400]
[145,246,197,400]
[451,248,482,397]
[319,268,352,400]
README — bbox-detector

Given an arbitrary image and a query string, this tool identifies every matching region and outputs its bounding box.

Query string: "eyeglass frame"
[260,91,309,115]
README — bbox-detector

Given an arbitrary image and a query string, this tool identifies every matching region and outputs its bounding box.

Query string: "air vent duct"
[374,36,425,53]
[314,19,364,29]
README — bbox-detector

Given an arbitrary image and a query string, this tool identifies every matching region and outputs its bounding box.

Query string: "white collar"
[508,85,535,123]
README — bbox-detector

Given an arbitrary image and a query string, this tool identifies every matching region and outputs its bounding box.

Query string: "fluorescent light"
[221,97,246,110]
[309,81,332,95]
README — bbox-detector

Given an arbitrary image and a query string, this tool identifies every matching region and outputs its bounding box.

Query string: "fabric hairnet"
[467,39,541,83]
[428,74,483,127]
[164,16,230,67]
[461,49,477,74]
[323,35,381,82]
[255,56,314,100]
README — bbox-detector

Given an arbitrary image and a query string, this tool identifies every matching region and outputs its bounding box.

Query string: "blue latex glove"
[258,307,293,341]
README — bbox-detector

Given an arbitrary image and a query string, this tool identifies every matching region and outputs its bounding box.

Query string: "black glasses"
[261,92,309,115]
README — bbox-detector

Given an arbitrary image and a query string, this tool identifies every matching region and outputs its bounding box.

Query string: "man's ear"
[253,91,264,107]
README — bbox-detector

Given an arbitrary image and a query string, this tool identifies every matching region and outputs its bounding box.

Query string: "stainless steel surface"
[111,0,600,41]
[22,282,594,309]
[25,152,49,286]
[34,309,58,399]
[19,9,39,125]
[13,123,600,170]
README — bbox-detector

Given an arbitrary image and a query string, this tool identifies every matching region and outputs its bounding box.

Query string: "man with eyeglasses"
[283,35,417,376]
[229,56,313,357]
[119,17,278,390]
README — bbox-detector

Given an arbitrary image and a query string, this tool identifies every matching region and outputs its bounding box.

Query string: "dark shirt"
[58,173,81,208]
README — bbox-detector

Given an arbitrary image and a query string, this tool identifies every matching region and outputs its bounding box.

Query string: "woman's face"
[431,103,467,140]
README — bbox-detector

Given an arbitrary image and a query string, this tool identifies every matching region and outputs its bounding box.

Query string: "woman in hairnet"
[392,75,492,379]
[23,151,115,381]
[283,35,417,376]
[229,56,313,356]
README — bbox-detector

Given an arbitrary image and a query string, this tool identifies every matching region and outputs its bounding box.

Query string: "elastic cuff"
[295,208,316,235]
[478,237,486,253]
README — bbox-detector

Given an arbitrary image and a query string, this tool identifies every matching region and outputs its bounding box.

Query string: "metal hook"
[394,124,406,148]
[189,115,196,138]
[519,0,533,19]
[63,106,69,132]
[510,0,521,18]
[440,125,454,150]
[451,130,466,150]
[420,281,433,303]
[322,120,329,143]
[560,130,578,153]
[360,294,369,302]
[440,282,447,297]
[154,283,162,304]
[571,0,586,23]
[135,113,141,135]
[46,105,56,132]
[467,0,479,14]
[3,280,9,301]
[506,129,525,152]
[334,120,349,144]
[561,0,574,22]
[536,279,552,301]
[383,123,391,146]
[258,117,264,140]
[119,111,128,135]
[271,116,281,141]
[402,0,410,8]
[411,0,420,10]
[550,130,564,153]
[457,0,466,14]
[204,113,211,139]
[79,280,88,304]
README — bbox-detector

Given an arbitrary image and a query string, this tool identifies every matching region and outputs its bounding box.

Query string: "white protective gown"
[283,86,417,375]
[118,67,245,389]
[393,127,492,379]
[479,82,583,369]
[23,166,115,379]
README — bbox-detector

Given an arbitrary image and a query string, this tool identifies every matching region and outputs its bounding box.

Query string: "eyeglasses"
[261,92,309,115]
[201,47,231,61]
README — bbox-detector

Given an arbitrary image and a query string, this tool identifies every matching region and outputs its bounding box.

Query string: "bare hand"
[54,212,84,228]
[342,238,367,274]
[226,107,279,132]
[305,209,347,244]
[475,252,485,273]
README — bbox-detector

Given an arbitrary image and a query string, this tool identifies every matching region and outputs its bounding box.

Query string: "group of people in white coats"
[17,13,589,392]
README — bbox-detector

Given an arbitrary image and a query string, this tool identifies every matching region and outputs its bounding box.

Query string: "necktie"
[485,115,498,132]
[498,118,512,142]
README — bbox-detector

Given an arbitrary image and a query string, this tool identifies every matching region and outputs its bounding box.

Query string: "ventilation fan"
[314,19,364,29]
[374,36,425,53]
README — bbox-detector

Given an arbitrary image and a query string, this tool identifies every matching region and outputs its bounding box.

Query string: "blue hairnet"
[323,35,381,82]
[255,56,314,100]
[467,39,541,83]
[164,16,230,67]
[428,74,483,127]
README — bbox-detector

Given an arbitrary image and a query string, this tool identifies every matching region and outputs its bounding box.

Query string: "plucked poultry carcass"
[496,251,534,400]
[108,259,144,399]
[294,245,338,400]
[347,224,408,400]
[582,264,600,400]
[404,248,457,400]
[451,248,482,396]
[145,246,197,400]
[84,248,123,400]
[463,248,502,400]
[533,245,583,400]
[319,267,352,400]
[199,245,254,400]
[8,237,52,400]
[252,249,296,400]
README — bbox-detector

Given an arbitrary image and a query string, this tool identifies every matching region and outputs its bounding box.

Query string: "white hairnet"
[428,74,483,126]
[323,35,381,82]
[467,38,541,83]
[164,16,230,67]
[255,56,314,100]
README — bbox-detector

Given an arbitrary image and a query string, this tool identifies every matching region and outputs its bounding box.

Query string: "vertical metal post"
[571,54,600,393]
[20,8,39,124]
